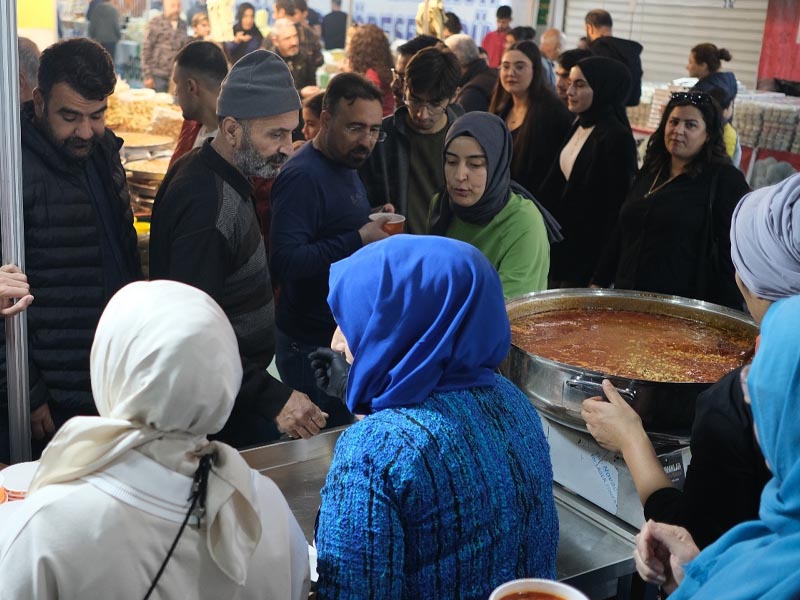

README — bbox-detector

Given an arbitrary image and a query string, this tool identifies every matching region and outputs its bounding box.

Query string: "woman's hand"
[581,379,643,454]
[634,520,700,594]
[234,30,249,43]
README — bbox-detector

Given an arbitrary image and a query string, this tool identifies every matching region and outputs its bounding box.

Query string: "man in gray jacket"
[359,46,462,234]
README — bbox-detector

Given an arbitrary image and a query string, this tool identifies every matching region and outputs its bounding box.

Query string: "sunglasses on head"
[670,91,713,106]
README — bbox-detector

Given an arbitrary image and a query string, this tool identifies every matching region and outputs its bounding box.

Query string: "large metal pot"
[500,289,758,445]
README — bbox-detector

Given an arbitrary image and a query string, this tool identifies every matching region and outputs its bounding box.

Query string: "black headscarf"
[574,56,631,130]
[430,111,562,242]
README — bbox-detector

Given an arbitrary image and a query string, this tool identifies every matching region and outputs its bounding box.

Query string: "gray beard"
[233,130,287,179]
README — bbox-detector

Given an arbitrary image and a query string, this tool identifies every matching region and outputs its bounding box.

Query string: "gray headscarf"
[731,173,800,301]
[429,111,562,242]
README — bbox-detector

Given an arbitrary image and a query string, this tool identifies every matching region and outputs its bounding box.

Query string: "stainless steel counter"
[241,428,637,600]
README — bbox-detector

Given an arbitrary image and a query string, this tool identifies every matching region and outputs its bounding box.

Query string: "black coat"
[644,366,772,549]
[455,60,498,114]
[589,36,643,106]
[593,164,750,308]
[538,118,638,286]
[499,94,573,198]
[1,104,141,427]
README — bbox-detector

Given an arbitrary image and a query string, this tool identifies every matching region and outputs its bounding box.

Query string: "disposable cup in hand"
[369,212,405,235]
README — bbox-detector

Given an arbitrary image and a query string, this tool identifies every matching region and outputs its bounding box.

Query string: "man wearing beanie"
[150,50,328,447]
[270,73,390,428]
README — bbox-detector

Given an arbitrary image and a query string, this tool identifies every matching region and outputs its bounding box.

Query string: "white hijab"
[28,280,261,585]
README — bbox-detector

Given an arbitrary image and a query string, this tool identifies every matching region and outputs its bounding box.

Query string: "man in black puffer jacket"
[0,38,141,462]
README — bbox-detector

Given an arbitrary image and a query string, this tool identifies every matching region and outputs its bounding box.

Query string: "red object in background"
[169,119,204,168]
[758,0,800,83]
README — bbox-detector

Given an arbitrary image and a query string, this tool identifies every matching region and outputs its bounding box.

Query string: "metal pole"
[0,0,32,463]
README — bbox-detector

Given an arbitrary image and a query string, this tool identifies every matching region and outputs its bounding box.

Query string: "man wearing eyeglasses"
[360,46,463,235]
[270,73,390,428]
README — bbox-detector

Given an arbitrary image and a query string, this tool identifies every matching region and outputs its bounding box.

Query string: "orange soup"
[510,308,753,383]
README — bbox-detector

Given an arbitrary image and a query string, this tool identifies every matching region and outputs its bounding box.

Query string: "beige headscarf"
[28,280,261,585]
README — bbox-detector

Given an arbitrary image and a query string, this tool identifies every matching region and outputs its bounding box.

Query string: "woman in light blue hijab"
[635,294,800,599]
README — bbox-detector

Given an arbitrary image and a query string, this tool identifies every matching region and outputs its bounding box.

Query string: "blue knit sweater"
[315,374,558,599]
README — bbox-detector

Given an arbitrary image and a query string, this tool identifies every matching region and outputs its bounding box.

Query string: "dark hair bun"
[718,48,732,62]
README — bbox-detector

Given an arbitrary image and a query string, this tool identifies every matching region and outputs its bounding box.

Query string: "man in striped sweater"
[150,50,327,448]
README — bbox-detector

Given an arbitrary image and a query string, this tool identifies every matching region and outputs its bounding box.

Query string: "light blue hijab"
[670,295,800,599]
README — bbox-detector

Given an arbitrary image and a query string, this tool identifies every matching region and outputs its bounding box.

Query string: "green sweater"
[433,191,550,298]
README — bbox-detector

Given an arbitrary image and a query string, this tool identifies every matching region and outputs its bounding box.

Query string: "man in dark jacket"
[0,39,141,462]
[321,0,347,49]
[270,73,389,429]
[359,47,463,234]
[585,9,643,106]
[150,50,327,448]
[445,33,498,113]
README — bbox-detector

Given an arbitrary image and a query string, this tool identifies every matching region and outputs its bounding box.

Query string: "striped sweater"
[316,374,558,599]
[149,141,292,446]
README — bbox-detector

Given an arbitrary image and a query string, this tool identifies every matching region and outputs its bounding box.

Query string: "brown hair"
[691,43,732,74]
[488,41,561,183]
[346,24,393,91]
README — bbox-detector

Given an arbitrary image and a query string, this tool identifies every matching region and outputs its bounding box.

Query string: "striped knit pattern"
[316,374,557,599]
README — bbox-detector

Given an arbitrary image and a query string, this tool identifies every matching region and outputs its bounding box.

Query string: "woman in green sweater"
[429,111,562,298]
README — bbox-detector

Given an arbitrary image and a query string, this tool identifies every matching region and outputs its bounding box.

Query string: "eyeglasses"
[405,95,448,116]
[343,124,387,142]
[670,91,713,107]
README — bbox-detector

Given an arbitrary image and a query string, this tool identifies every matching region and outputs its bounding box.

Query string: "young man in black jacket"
[585,9,643,107]
[359,47,463,234]
[1,38,141,462]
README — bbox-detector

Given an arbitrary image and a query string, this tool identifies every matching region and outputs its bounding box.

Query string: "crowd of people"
[1,1,798,599]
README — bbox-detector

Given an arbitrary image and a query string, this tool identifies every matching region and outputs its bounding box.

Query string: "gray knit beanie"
[217,50,301,119]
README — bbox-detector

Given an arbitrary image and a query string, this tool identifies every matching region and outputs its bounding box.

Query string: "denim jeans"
[274,328,354,429]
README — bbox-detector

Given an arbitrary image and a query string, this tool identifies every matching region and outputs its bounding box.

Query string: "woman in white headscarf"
[0,280,310,599]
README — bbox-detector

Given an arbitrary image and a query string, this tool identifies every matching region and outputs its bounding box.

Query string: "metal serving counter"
[241,427,637,600]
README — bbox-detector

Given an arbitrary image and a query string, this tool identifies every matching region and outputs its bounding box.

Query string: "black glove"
[309,347,350,400]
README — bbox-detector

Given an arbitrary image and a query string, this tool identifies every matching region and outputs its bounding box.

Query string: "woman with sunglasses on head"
[635,291,800,600]
[429,111,562,298]
[489,41,572,198]
[582,173,800,551]
[538,56,639,288]
[592,91,750,308]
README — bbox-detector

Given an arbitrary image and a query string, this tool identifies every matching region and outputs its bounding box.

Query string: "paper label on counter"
[543,417,619,514]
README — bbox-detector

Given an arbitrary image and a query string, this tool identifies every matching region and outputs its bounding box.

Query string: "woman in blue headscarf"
[314,235,558,600]
[429,111,561,299]
[634,293,800,599]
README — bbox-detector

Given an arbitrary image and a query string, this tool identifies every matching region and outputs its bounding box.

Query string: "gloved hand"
[309,347,350,400]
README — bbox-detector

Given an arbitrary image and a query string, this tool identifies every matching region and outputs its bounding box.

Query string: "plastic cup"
[489,578,590,600]
[369,212,405,235]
